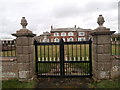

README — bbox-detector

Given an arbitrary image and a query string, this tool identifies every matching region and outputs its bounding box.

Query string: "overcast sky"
[0,0,119,39]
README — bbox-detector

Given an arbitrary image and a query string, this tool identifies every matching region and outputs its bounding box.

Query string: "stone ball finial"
[97,15,105,27]
[20,17,28,28]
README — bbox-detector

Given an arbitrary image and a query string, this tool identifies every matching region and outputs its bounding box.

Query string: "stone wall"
[1,57,18,80]
[111,55,120,79]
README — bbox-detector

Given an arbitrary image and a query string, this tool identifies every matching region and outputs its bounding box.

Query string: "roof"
[51,27,92,32]
[77,28,92,32]
[39,31,50,36]
[51,28,76,32]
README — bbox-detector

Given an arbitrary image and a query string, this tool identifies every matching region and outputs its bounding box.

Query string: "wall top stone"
[112,55,120,60]
[0,57,17,62]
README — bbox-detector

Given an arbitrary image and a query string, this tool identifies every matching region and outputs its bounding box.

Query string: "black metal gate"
[34,39,92,78]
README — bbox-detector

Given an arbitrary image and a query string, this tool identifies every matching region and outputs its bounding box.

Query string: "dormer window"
[79,32,85,36]
[61,32,66,36]
[68,32,74,36]
[54,32,59,36]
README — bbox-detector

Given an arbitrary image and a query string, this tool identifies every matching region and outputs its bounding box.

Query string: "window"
[78,38,82,41]
[78,37,85,41]
[54,38,59,42]
[61,32,66,36]
[54,32,59,36]
[79,32,85,36]
[68,32,74,36]
[67,37,73,42]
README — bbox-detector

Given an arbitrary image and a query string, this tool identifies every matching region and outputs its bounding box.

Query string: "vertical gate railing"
[34,39,92,77]
[34,40,38,75]
[1,40,16,57]
[60,39,65,77]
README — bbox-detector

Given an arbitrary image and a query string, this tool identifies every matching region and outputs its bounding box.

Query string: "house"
[37,25,92,42]
[35,31,50,42]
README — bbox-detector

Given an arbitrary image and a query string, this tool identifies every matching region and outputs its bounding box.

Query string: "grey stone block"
[97,71,110,79]
[16,37,34,46]
[19,71,29,79]
[16,46,23,54]
[2,61,18,73]
[97,45,104,54]
[22,46,30,54]
[97,35,111,44]
[104,44,111,54]
[111,71,119,79]
[19,70,33,79]
[97,54,110,62]
[17,54,29,63]
[104,62,112,71]
[16,38,22,46]
[28,38,34,45]
[93,35,111,44]
[17,54,34,63]
[18,63,30,71]
[94,62,111,71]
[17,37,29,46]
[22,46,34,54]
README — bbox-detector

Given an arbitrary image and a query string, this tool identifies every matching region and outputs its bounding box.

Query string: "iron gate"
[34,39,92,77]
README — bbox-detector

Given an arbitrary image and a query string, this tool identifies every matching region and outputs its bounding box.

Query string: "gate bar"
[60,39,65,77]
[89,38,92,76]
[34,40,38,76]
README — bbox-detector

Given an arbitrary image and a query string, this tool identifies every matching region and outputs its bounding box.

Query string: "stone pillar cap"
[12,17,36,37]
[90,30,115,36]
[90,14,116,36]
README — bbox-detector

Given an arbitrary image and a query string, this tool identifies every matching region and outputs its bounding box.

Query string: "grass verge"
[88,79,120,88]
[2,79,36,88]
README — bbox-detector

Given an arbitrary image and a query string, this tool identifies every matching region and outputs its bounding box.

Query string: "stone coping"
[90,30,115,36]
[12,29,36,37]
[0,57,17,62]
[111,55,120,60]
[12,33,36,37]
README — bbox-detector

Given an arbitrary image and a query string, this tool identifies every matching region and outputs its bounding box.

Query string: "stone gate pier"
[12,17,36,81]
[90,15,119,80]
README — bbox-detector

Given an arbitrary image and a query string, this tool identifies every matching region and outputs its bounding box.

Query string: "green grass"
[88,79,120,88]
[2,79,36,88]
[2,79,120,88]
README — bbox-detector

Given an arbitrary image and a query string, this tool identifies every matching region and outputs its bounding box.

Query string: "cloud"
[0,0,118,38]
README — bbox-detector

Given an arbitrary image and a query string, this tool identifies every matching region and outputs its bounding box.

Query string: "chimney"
[51,25,53,30]
[74,25,76,28]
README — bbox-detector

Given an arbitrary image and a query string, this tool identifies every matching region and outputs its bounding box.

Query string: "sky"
[0,0,119,39]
